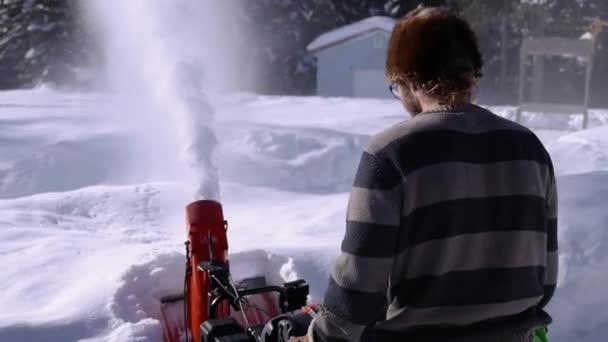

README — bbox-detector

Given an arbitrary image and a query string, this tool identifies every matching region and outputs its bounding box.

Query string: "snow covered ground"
[1,88,608,341]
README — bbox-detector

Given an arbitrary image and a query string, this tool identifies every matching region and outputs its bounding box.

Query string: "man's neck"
[417,93,470,113]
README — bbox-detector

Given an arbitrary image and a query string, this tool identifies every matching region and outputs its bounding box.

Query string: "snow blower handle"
[198,271,311,342]
[164,200,312,342]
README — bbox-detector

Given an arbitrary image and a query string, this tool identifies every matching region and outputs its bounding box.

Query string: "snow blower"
[160,200,313,342]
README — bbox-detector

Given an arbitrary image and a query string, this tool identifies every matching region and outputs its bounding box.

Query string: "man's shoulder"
[476,105,535,134]
[365,120,420,155]
[366,104,536,155]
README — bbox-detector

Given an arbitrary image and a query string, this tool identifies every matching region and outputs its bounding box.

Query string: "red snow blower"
[160,200,313,342]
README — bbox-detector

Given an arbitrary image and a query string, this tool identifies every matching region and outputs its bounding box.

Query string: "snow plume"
[84,1,245,201]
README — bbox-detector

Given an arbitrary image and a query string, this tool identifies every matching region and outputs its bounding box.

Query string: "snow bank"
[0,90,135,199]
[0,136,133,198]
[548,171,608,342]
[0,184,166,338]
[219,124,366,193]
[215,94,405,135]
[549,126,608,175]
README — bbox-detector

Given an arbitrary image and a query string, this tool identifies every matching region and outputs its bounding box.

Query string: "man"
[306,7,558,342]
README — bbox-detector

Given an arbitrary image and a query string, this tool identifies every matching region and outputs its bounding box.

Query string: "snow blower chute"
[160,200,313,342]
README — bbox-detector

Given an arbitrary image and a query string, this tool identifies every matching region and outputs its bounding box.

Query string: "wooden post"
[499,15,509,96]
[582,41,595,129]
[516,43,526,124]
[531,7,545,102]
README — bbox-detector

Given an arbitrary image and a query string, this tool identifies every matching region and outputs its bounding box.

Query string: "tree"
[0,0,92,89]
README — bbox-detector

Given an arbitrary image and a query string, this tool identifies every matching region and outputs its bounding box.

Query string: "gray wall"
[315,31,391,98]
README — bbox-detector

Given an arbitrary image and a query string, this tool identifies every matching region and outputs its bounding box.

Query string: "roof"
[307,16,396,53]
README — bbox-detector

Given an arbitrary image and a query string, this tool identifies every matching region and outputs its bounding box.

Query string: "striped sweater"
[310,104,558,342]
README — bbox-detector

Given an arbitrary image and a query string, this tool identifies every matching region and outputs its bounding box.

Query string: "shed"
[307,16,396,99]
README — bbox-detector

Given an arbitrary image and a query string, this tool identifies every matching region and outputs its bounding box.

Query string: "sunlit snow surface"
[1,88,608,341]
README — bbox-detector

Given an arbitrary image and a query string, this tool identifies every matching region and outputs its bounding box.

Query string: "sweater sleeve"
[539,165,558,309]
[310,150,403,342]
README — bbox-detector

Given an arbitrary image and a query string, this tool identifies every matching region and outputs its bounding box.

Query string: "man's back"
[315,104,558,341]
[309,7,558,342]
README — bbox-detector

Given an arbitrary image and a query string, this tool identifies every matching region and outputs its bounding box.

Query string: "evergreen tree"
[0,0,91,89]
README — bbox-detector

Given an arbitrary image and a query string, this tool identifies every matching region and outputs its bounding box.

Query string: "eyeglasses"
[389,82,401,99]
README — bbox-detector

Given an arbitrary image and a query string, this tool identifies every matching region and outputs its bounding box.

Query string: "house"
[307,16,396,99]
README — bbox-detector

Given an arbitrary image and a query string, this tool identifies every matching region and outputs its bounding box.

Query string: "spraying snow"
[84,0,245,201]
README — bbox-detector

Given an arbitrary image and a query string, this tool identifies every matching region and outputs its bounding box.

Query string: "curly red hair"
[386,7,483,104]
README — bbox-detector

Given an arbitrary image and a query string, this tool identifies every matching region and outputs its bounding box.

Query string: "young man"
[306,7,558,342]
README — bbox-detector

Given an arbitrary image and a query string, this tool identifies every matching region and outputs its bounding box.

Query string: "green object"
[533,327,549,342]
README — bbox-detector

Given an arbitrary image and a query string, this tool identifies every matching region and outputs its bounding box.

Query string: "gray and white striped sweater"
[310,104,558,342]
